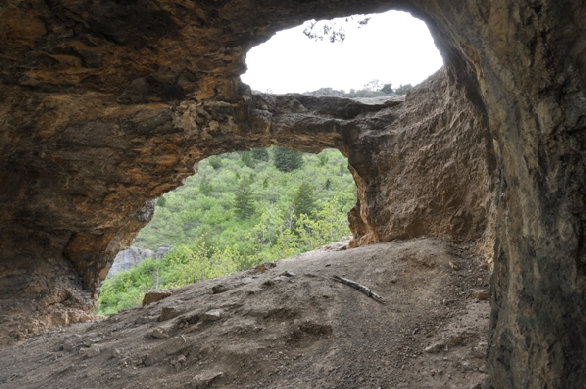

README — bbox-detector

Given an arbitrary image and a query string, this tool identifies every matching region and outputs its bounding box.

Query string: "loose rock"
[143,290,173,306]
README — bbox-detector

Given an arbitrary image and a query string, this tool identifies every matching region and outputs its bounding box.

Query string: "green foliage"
[198,174,212,195]
[273,146,304,172]
[156,196,167,207]
[96,241,239,315]
[207,155,222,169]
[251,148,269,161]
[98,147,356,316]
[317,152,329,166]
[240,151,255,168]
[233,177,255,219]
[292,182,316,218]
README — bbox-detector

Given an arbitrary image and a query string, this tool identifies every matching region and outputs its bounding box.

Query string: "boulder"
[106,246,156,278]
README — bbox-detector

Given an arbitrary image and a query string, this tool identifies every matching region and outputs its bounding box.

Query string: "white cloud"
[241,10,443,94]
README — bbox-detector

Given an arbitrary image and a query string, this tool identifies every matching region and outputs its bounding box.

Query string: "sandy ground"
[0,238,490,389]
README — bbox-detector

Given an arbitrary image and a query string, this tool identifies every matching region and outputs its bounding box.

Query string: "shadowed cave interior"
[0,1,584,388]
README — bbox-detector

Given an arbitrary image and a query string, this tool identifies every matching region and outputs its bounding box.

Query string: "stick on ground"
[332,275,384,304]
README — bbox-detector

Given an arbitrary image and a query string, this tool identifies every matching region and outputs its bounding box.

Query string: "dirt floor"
[0,238,491,389]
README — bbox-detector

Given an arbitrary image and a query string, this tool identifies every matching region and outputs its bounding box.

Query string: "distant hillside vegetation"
[97,147,356,315]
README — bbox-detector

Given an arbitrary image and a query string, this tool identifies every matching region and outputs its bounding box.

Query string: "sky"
[241,10,443,94]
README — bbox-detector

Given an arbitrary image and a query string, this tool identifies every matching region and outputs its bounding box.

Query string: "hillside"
[135,147,355,252]
[97,147,357,315]
[0,238,490,389]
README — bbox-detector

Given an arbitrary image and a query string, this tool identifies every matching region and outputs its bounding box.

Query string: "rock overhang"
[1,1,584,387]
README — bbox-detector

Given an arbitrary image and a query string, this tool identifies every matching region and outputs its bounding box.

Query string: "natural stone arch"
[0,1,584,388]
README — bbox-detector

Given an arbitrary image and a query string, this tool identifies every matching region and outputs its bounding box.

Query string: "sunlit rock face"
[0,1,584,387]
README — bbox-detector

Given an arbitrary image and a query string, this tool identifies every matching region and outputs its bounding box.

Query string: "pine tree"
[233,178,255,219]
[251,147,269,161]
[240,151,255,168]
[198,175,212,195]
[156,195,167,207]
[292,182,315,217]
[273,146,303,172]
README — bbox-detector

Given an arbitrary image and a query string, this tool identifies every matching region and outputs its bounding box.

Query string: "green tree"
[198,175,212,195]
[156,195,167,207]
[273,146,303,172]
[317,151,329,166]
[233,178,255,219]
[381,83,393,94]
[292,182,316,218]
[207,155,222,169]
[251,147,269,161]
[240,151,255,168]
[394,84,413,95]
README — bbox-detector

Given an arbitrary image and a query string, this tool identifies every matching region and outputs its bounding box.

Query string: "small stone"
[148,328,169,339]
[471,342,487,358]
[163,335,187,355]
[210,284,228,294]
[61,339,77,352]
[460,361,473,371]
[447,335,465,347]
[471,289,490,300]
[280,270,295,277]
[110,348,122,358]
[448,261,460,271]
[159,306,182,321]
[80,344,101,358]
[251,262,276,273]
[142,290,172,306]
[424,342,445,353]
[194,371,223,386]
[82,337,96,347]
[201,310,222,322]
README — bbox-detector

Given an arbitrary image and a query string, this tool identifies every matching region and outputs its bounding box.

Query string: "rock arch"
[0,1,584,387]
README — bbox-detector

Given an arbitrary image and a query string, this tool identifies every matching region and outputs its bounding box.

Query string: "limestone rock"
[79,344,101,359]
[201,310,223,322]
[142,290,173,306]
[193,371,224,388]
[106,246,156,278]
[159,306,183,322]
[148,328,169,340]
[0,1,584,387]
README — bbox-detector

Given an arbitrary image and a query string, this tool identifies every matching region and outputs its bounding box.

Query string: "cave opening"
[241,10,443,95]
[0,1,582,386]
[98,10,446,316]
[98,147,356,315]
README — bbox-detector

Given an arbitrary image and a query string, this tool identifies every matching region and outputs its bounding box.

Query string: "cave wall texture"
[0,0,584,388]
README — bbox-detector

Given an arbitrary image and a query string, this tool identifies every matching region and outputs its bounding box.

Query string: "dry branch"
[332,275,384,303]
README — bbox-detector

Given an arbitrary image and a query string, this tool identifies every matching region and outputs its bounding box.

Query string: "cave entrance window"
[241,10,442,95]
[97,147,355,315]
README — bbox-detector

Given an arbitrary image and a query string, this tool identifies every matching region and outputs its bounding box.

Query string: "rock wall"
[106,246,155,278]
[0,1,584,387]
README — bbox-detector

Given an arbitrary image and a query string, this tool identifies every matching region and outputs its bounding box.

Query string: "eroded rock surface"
[0,239,491,389]
[0,1,584,387]
[107,246,157,278]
